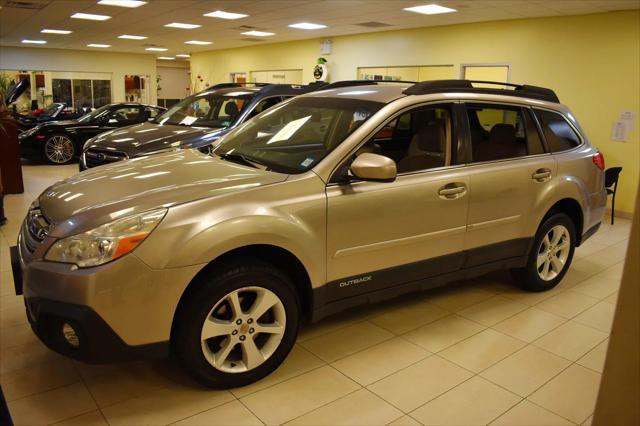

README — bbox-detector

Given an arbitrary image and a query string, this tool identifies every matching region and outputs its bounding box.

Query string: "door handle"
[438,183,467,199]
[532,168,552,182]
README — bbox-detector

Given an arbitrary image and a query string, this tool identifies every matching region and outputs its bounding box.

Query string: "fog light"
[62,323,80,348]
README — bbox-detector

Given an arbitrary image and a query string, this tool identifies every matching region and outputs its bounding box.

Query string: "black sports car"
[18,103,166,164]
[15,103,84,133]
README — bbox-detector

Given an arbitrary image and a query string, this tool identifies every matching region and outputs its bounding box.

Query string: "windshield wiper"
[218,152,265,169]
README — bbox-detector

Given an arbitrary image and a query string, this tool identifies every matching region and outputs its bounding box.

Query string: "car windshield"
[42,103,62,116]
[155,90,256,128]
[77,104,111,123]
[214,97,383,174]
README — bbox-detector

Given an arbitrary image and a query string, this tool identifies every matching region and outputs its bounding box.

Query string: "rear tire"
[173,260,300,388]
[512,213,576,292]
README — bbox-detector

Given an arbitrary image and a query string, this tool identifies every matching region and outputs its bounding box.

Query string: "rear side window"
[466,104,544,163]
[534,109,582,152]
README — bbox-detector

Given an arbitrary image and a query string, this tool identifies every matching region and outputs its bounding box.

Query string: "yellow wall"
[0,47,158,104]
[194,10,639,214]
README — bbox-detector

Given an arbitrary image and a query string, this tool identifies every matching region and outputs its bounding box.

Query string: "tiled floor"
[0,163,631,425]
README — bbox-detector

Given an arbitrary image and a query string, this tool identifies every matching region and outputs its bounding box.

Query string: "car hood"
[38,149,287,237]
[84,122,228,156]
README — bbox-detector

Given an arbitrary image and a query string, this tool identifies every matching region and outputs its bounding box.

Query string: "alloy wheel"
[537,224,571,281]
[200,286,286,373]
[45,136,74,164]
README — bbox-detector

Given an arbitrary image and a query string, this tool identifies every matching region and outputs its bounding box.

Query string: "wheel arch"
[170,243,314,343]
[540,198,585,245]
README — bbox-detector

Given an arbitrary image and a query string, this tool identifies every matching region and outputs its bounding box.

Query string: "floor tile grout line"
[232,362,328,400]
[66,361,111,425]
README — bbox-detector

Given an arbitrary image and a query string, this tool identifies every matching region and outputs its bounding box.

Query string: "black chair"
[605,167,622,224]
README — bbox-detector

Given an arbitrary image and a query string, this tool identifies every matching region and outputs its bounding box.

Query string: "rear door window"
[465,104,544,163]
[534,109,582,152]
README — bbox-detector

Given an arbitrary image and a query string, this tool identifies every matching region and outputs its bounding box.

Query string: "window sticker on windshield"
[268,115,311,144]
[301,157,314,168]
[180,116,198,126]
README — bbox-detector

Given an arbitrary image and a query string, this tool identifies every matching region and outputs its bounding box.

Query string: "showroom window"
[360,105,452,174]
[52,78,111,109]
[466,104,544,163]
[534,109,582,152]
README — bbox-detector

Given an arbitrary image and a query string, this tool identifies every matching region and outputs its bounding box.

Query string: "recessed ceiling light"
[240,30,274,37]
[71,12,111,21]
[403,4,457,15]
[157,56,175,60]
[288,22,327,30]
[118,34,147,40]
[204,10,248,20]
[87,43,111,48]
[164,22,201,29]
[98,0,147,7]
[41,29,72,34]
[22,39,47,44]
[145,47,168,51]
[176,53,190,58]
[184,40,212,45]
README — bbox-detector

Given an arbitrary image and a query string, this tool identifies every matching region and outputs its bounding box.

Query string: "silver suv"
[11,80,607,388]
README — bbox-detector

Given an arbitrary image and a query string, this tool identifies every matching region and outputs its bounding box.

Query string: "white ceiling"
[1,0,638,59]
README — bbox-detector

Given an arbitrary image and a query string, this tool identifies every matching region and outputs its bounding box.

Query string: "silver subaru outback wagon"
[11,80,607,388]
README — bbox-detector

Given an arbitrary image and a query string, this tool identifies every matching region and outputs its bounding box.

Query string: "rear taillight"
[592,152,605,170]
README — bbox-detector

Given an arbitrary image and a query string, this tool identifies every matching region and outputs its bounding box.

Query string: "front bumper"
[18,136,42,160]
[24,297,168,363]
[11,244,202,363]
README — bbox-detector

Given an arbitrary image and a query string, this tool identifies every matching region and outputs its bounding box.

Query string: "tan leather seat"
[397,119,447,173]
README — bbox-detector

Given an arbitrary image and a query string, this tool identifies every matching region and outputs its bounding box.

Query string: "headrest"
[225,102,239,117]
[490,123,516,145]
[417,119,446,153]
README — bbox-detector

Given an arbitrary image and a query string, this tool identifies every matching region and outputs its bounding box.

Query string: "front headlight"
[45,208,167,267]
[19,126,39,139]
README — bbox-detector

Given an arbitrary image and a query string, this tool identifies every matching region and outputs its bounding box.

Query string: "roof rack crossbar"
[402,79,559,103]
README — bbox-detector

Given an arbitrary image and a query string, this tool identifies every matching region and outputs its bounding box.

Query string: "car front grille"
[84,148,128,168]
[21,207,51,255]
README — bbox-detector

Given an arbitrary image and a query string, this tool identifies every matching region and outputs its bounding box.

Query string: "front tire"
[43,134,75,164]
[512,213,576,292]
[173,260,300,388]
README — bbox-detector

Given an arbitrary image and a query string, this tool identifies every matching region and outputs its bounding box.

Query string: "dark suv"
[80,83,326,170]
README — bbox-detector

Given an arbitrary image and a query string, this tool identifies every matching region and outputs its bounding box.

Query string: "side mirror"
[350,153,397,182]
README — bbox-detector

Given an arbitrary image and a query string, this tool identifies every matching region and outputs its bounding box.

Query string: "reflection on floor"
[0,163,630,425]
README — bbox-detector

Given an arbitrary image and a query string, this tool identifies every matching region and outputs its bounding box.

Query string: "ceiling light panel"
[241,30,274,37]
[118,34,147,40]
[288,22,327,30]
[87,44,111,48]
[176,54,190,58]
[145,47,168,51]
[165,22,201,29]
[41,29,72,34]
[98,0,147,7]
[204,10,248,20]
[71,12,112,21]
[22,39,47,44]
[403,4,457,15]
[184,40,212,45]
[157,56,175,60]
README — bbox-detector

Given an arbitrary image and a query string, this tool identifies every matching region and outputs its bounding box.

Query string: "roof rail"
[402,80,559,103]
[321,79,417,90]
[256,82,329,96]
[208,82,270,89]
